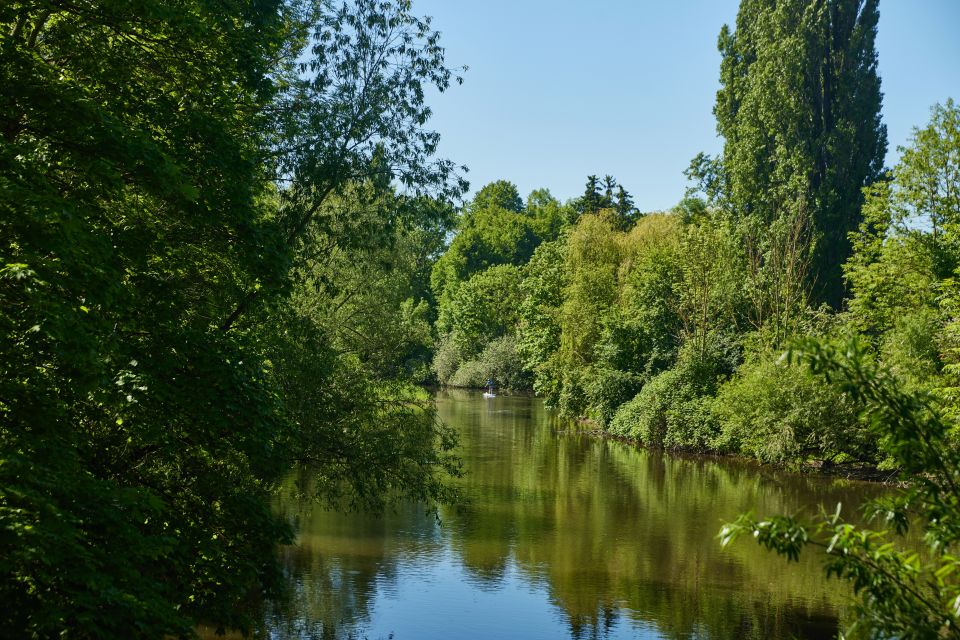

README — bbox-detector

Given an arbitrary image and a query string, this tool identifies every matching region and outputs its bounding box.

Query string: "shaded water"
[267,391,885,639]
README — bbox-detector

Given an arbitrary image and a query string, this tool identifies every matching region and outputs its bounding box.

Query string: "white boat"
[483,392,496,398]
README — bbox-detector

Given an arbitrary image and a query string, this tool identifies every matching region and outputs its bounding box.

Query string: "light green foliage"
[677,217,748,358]
[709,0,887,307]
[844,102,960,399]
[560,214,625,370]
[431,181,536,330]
[712,349,868,464]
[551,213,634,417]
[721,340,960,639]
[845,180,940,336]
[846,101,960,331]
[432,265,524,386]
[517,238,569,403]
[740,211,817,347]
[586,216,686,424]
[447,335,530,390]
[448,265,523,357]
[599,215,684,372]
[514,209,743,430]
[880,309,944,393]
[526,188,571,240]
[897,100,960,243]
[431,333,463,384]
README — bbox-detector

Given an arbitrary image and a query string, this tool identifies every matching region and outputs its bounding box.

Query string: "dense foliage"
[1,1,462,636]
[704,0,887,308]
[721,341,960,639]
[424,2,959,633]
[4,0,960,636]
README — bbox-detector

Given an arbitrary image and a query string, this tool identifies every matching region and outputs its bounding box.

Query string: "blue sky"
[416,1,960,211]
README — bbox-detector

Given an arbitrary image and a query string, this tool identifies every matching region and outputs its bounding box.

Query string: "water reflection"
[262,391,885,639]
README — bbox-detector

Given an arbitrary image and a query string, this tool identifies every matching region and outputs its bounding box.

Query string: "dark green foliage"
[448,265,523,357]
[574,174,639,230]
[517,238,569,402]
[584,368,643,428]
[609,341,733,450]
[0,1,463,636]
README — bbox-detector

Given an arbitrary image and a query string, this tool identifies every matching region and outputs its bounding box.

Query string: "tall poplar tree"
[712,0,887,307]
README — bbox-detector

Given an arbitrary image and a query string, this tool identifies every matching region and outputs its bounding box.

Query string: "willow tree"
[709,0,887,308]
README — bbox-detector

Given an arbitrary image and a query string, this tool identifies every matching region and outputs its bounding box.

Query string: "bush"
[711,350,869,464]
[557,369,589,418]
[446,335,530,390]
[447,358,486,388]
[608,342,728,449]
[585,367,643,428]
[721,338,960,640]
[880,308,943,392]
[431,332,462,384]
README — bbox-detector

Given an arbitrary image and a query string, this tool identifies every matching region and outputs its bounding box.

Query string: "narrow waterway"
[266,390,885,639]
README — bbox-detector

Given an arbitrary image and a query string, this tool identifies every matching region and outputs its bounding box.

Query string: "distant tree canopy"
[430,181,572,335]
[575,174,640,230]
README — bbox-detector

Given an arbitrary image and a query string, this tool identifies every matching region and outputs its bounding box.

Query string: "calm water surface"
[266,391,886,639]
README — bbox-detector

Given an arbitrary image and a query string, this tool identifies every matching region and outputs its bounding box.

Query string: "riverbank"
[448,388,901,484]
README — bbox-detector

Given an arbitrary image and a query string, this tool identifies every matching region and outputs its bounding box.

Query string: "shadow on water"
[213,391,890,639]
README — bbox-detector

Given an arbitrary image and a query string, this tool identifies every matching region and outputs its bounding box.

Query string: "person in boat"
[486,378,495,394]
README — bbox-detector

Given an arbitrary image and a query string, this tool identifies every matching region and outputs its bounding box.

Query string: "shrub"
[880,308,943,392]
[431,333,462,384]
[446,335,530,390]
[585,367,643,428]
[711,350,869,464]
[608,342,728,449]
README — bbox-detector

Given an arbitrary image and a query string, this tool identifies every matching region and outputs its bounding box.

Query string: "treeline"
[431,0,960,474]
[1,1,463,637]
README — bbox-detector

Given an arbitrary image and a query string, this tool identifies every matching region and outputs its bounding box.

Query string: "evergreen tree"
[615,184,639,229]
[581,175,602,214]
[713,0,887,307]
[602,175,617,208]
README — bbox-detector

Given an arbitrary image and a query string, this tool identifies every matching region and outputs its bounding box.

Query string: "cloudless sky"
[416,0,960,211]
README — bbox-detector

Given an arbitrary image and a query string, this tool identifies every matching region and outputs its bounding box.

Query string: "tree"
[711,0,887,307]
[431,181,542,333]
[845,101,960,338]
[0,0,463,636]
[575,174,639,230]
[517,237,570,404]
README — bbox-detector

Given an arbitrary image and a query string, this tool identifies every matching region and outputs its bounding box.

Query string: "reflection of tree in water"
[242,393,884,639]
[263,486,440,639]
[565,603,618,640]
[437,392,882,639]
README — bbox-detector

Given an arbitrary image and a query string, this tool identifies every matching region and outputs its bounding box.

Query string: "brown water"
[264,390,886,639]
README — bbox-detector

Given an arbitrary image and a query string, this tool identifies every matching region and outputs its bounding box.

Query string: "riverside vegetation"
[2,0,960,638]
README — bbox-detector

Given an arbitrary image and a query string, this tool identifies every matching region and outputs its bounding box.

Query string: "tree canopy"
[0,1,463,635]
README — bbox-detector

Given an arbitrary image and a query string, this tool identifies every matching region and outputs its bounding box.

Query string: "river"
[263,390,885,639]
